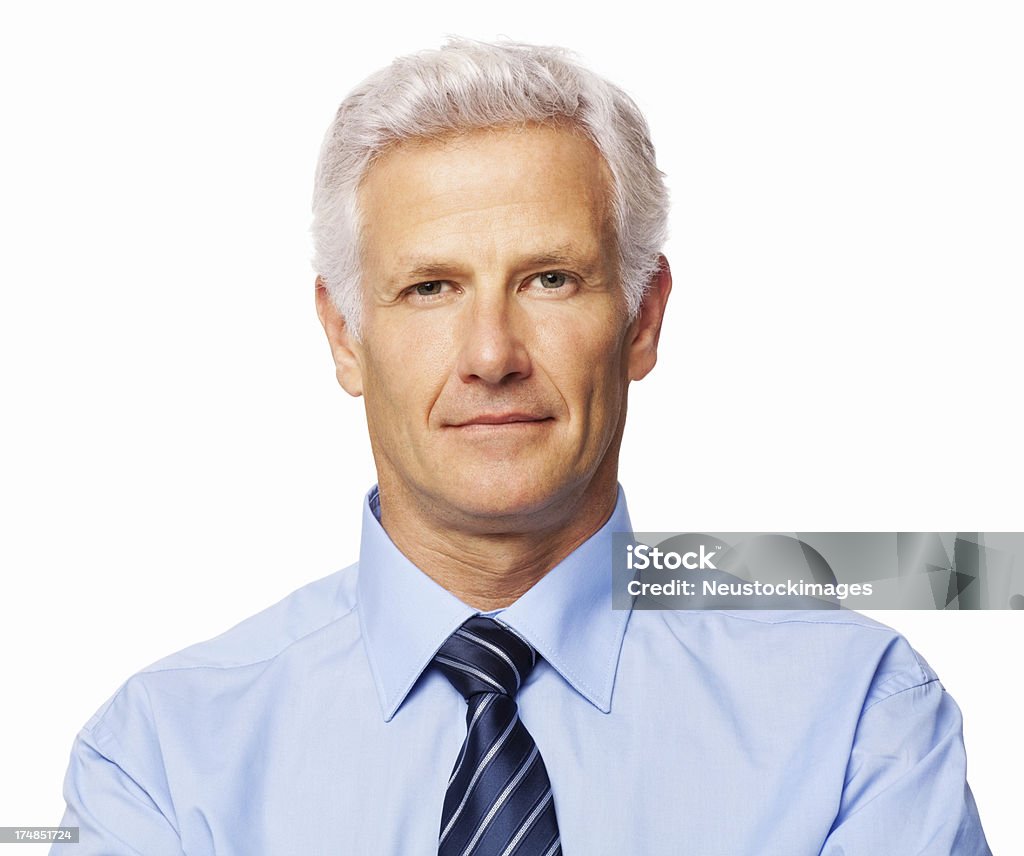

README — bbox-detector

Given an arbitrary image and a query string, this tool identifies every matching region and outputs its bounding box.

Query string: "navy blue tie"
[433,616,561,856]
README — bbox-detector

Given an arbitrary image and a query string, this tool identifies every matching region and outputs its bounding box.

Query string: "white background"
[2,1,1021,851]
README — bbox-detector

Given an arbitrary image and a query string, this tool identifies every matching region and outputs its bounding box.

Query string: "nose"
[455,291,532,386]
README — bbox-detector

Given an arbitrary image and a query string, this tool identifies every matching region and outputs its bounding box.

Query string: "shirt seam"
[862,676,943,713]
[87,601,360,744]
[693,611,903,633]
[136,602,360,676]
[661,609,931,691]
[87,699,183,838]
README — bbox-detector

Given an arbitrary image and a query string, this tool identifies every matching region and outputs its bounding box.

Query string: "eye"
[524,271,578,297]
[403,280,455,302]
[413,281,447,296]
[535,271,569,289]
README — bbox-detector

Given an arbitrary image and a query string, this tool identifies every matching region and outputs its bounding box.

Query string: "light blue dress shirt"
[53,486,991,855]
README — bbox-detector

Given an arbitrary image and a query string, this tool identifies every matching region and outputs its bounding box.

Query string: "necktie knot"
[433,616,538,700]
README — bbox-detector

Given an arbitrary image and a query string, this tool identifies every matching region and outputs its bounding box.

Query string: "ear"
[626,255,673,382]
[315,276,364,397]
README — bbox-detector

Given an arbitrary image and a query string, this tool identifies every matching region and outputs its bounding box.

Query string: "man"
[53,39,991,855]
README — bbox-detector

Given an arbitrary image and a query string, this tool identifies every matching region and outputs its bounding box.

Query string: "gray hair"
[312,38,669,336]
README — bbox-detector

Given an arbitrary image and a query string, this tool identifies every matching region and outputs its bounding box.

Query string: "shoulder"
[142,562,360,673]
[654,608,938,706]
[82,563,362,734]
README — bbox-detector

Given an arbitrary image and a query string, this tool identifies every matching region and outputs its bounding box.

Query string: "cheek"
[536,313,628,422]
[360,337,450,425]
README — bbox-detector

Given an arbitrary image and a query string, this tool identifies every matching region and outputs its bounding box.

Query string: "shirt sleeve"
[819,677,992,855]
[50,708,184,856]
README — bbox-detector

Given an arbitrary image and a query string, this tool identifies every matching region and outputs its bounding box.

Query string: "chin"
[440,469,575,525]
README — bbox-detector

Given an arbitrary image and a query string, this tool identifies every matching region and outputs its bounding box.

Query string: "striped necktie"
[433,615,561,856]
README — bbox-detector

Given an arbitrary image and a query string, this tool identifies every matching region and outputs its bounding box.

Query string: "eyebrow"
[396,245,603,282]
[402,262,464,281]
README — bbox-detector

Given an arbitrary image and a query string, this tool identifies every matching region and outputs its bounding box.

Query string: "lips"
[449,413,553,427]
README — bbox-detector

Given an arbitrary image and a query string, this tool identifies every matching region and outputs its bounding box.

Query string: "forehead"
[356,125,616,273]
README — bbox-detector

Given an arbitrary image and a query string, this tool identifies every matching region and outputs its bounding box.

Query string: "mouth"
[449,413,555,428]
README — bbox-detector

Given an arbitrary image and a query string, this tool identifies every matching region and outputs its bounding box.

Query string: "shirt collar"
[356,484,634,721]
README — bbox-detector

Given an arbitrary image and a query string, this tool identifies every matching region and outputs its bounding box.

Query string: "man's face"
[319,125,668,532]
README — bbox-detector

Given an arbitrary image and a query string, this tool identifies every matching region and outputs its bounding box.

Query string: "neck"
[375,475,619,611]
